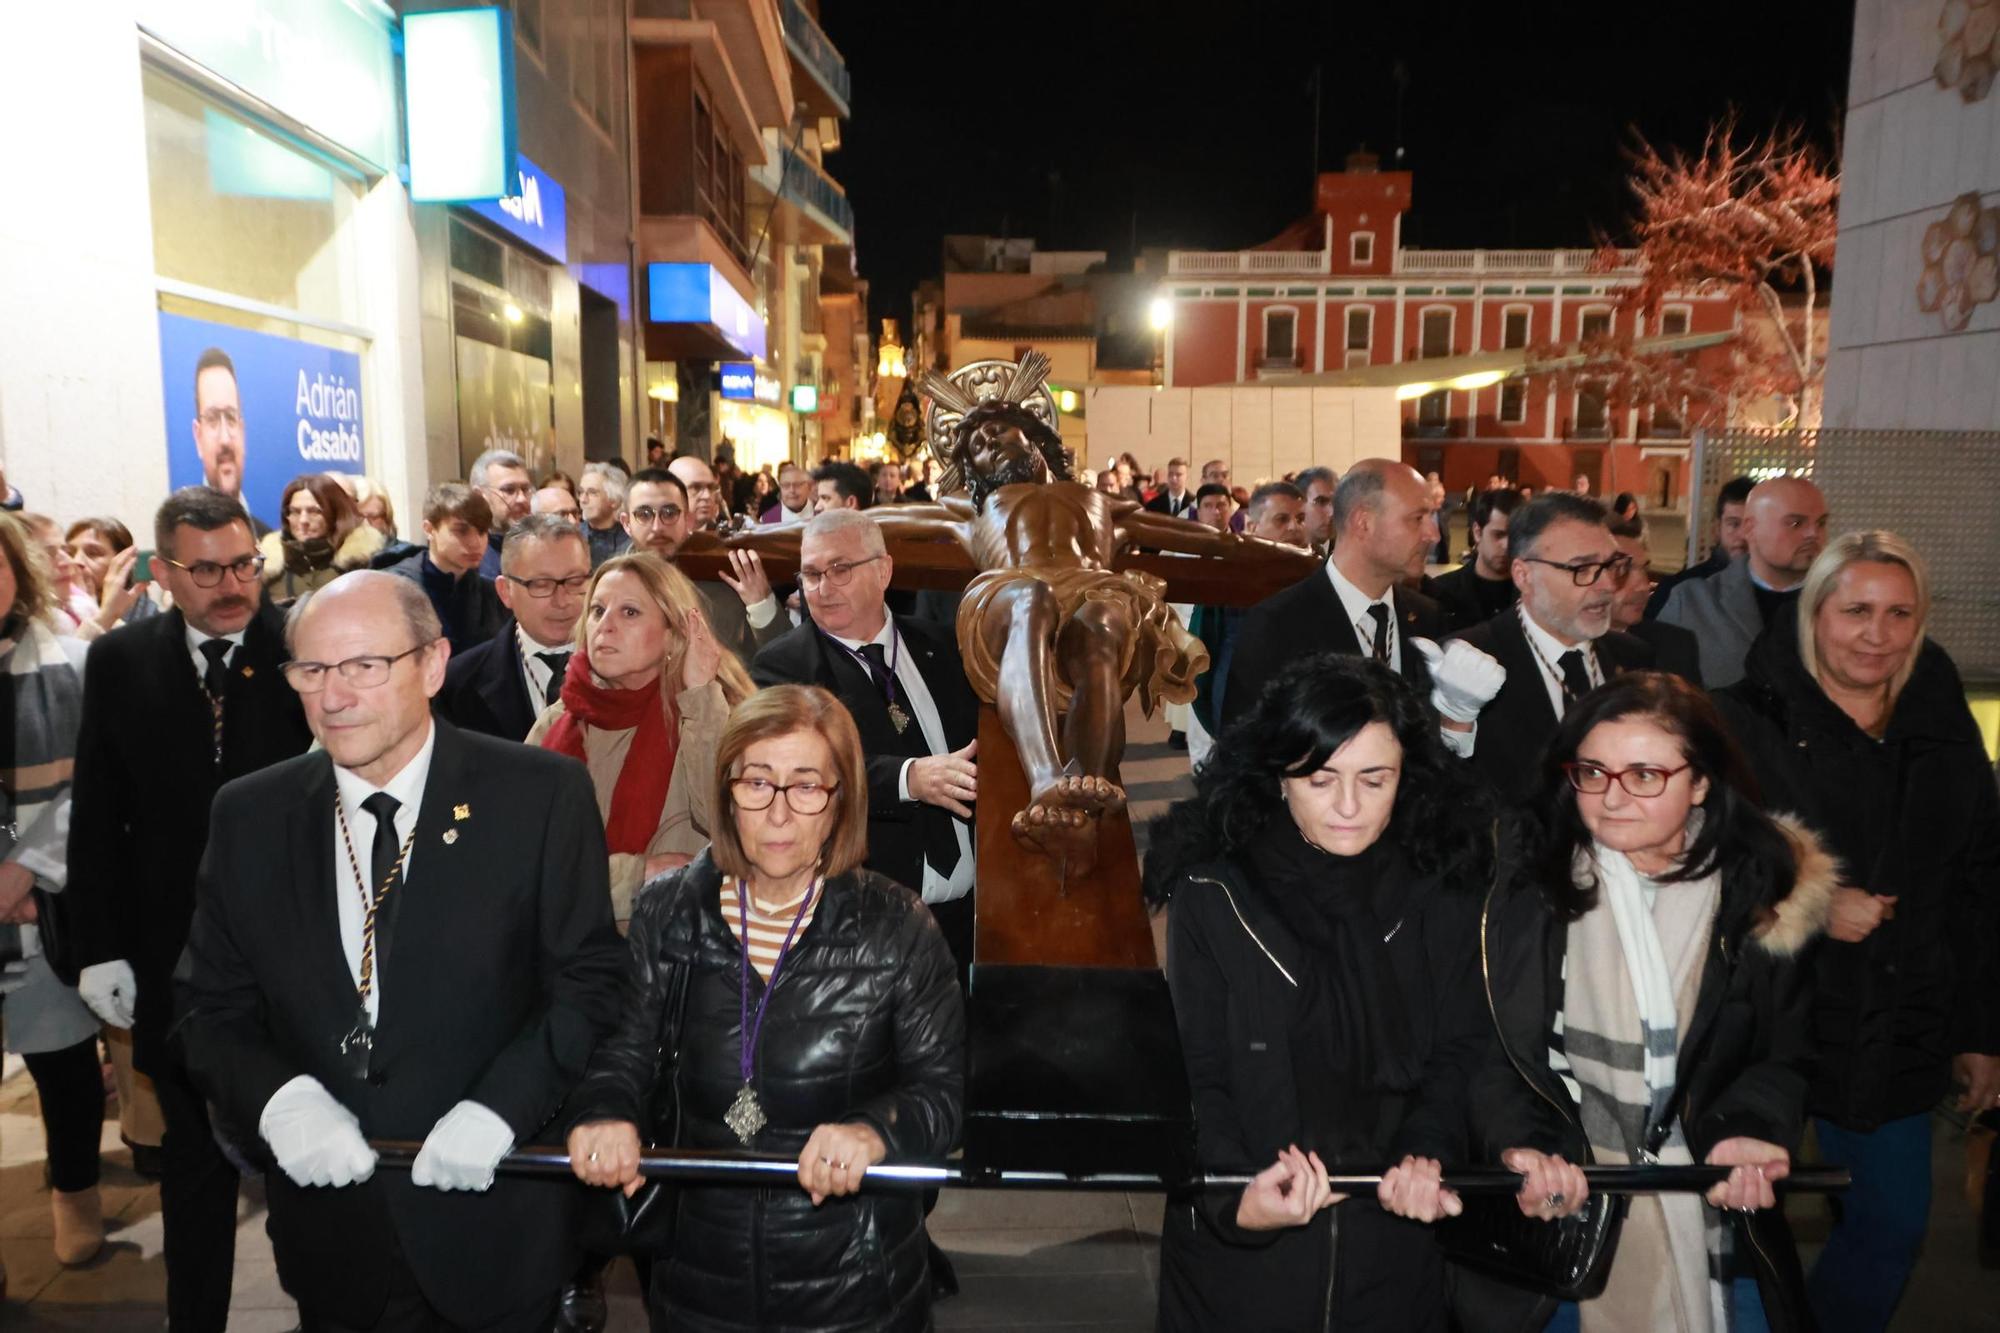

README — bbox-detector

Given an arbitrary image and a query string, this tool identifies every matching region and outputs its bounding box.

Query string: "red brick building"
[1159,156,1739,503]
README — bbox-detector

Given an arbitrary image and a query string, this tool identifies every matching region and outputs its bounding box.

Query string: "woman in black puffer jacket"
[566,685,965,1332]
[1714,532,2000,1333]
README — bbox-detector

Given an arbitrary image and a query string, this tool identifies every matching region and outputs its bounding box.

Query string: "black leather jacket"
[567,851,965,1333]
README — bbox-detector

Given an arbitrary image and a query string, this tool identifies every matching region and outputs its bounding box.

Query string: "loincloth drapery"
[955,566,1209,716]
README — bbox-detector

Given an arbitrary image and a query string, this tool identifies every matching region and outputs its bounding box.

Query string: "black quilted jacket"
[566,850,965,1332]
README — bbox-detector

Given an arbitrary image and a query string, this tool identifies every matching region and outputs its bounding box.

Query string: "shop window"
[141,69,364,322]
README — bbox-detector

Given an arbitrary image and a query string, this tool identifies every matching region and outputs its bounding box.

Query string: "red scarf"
[540,645,681,854]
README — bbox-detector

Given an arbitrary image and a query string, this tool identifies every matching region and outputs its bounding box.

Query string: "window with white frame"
[1658,306,1690,337]
[1264,307,1297,364]
[1419,389,1449,427]
[1351,232,1374,265]
[1575,379,1610,435]
[1501,307,1531,350]
[1499,381,1527,423]
[1345,307,1371,368]
[1419,308,1453,359]
[1580,307,1612,341]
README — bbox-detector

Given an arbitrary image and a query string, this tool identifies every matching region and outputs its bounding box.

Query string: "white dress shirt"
[330,720,437,1023]
[1325,560,1403,674]
[769,503,810,527]
[516,625,570,709]
[183,622,247,681]
[1517,606,1604,718]
[828,619,974,905]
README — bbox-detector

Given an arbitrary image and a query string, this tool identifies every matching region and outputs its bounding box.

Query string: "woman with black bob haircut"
[1148,653,1497,1332]
[1466,671,1834,1333]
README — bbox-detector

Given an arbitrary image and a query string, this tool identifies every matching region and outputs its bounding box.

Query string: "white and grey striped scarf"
[1558,829,1729,1333]
[1,615,84,971]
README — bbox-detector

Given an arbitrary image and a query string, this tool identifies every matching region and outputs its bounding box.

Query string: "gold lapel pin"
[443,829,459,845]
[241,666,255,678]
[453,804,471,821]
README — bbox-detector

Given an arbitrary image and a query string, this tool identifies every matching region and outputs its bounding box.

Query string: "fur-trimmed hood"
[1749,812,1839,958]
[260,522,386,579]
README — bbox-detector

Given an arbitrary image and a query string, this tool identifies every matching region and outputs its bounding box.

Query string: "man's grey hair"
[776,461,809,481]
[580,461,627,506]
[469,448,528,489]
[501,513,590,572]
[285,570,443,655]
[1332,468,1390,534]
[1294,466,1337,493]
[803,506,886,558]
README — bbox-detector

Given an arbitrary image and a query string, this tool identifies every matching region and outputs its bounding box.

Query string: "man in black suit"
[621,468,787,661]
[68,486,314,1330]
[1435,493,1666,787]
[434,514,589,741]
[1218,459,1444,726]
[1142,456,1196,520]
[1609,516,1703,684]
[176,571,624,1331]
[1427,487,1523,632]
[750,509,979,967]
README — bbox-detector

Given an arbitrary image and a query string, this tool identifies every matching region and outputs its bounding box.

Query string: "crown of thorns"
[920,351,1062,495]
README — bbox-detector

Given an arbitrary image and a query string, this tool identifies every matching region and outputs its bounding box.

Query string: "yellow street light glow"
[1056,388,1079,413]
[1395,381,1437,401]
[1447,370,1506,390]
[502,302,524,325]
[1149,297,1173,331]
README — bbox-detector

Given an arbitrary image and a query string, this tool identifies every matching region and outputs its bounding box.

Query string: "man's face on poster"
[194,365,245,497]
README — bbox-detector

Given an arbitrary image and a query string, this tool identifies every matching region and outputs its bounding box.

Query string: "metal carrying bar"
[370,1142,1847,1196]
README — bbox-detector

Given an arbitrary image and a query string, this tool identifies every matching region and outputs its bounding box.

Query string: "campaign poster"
[158,311,366,532]
[454,335,554,479]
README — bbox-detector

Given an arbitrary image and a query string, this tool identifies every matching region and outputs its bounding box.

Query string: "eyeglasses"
[198,407,242,432]
[489,481,534,498]
[1524,554,1634,587]
[728,777,837,814]
[626,505,683,527]
[281,642,435,693]
[502,572,590,599]
[1561,761,1692,797]
[797,555,884,590]
[162,553,265,587]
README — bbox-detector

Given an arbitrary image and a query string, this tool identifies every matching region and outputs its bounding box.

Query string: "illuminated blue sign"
[719,362,756,400]
[646,263,767,361]
[404,7,517,202]
[467,155,567,262]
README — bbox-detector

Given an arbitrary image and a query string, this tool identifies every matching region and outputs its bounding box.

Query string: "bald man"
[1659,474,1829,687]
[177,571,622,1331]
[667,455,725,530]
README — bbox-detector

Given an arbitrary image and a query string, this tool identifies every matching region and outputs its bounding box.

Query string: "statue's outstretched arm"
[1118,509,1316,569]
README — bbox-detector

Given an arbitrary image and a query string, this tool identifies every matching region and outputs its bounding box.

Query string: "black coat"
[750,615,978,897]
[1156,853,1489,1332]
[1144,490,1198,521]
[1716,623,2000,1128]
[1220,570,1442,727]
[1463,820,1834,1332]
[1627,618,1705,686]
[383,551,505,653]
[66,604,313,1073]
[435,618,541,742]
[1427,563,1519,635]
[566,851,965,1333]
[174,722,625,1327]
[1445,611,1660,789]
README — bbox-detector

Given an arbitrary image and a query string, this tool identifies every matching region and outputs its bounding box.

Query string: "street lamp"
[1148,296,1173,331]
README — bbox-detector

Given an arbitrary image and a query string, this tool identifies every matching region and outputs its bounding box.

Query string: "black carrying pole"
[370,1142,1847,1196]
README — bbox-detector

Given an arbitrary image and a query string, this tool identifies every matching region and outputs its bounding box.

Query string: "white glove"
[260,1076,377,1188]
[78,959,138,1028]
[1413,637,1507,725]
[410,1100,515,1193]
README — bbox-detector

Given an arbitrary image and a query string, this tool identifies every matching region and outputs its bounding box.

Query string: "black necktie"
[858,643,896,703]
[536,651,570,706]
[1366,603,1392,665]
[199,638,232,698]
[361,792,403,901]
[1557,649,1594,704]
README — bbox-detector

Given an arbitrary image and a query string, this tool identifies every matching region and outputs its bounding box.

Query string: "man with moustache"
[1659,474,1829,687]
[67,486,313,1329]
[435,515,591,741]
[620,468,786,660]
[1218,459,1445,726]
[176,572,623,1331]
[189,348,269,537]
[1428,493,1661,787]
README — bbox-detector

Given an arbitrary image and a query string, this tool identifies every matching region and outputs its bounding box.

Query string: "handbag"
[1439,1177,1627,1300]
[31,887,77,986]
[581,958,692,1258]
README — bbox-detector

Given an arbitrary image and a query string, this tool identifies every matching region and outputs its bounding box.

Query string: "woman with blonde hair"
[567,683,964,1331]
[1717,530,2000,1331]
[529,552,754,921]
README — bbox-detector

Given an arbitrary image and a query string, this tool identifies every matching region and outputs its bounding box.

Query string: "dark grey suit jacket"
[1658,557,1763,688]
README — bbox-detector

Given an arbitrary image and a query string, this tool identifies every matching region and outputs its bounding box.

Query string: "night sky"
[821,0,1854,325]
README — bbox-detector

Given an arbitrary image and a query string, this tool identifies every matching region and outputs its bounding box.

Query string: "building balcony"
[1167,249,1331,277]
[749,136,853,246]
[1395,248,1638,276]
[781,0,850,118]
